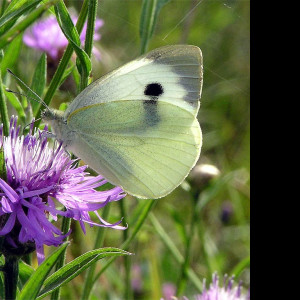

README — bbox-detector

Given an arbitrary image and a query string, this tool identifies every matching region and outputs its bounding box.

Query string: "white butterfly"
[42,45,203,199]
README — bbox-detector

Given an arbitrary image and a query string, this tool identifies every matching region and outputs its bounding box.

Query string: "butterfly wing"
[65,45,203,199]
[65,45,202,118]
[67,101,201,199]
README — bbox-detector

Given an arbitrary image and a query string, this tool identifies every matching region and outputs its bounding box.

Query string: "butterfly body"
[42,45,203,199]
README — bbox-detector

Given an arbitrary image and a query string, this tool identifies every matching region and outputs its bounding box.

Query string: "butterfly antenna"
[5,89,50,109]
[22,117,42,133]
[6,68,50,110]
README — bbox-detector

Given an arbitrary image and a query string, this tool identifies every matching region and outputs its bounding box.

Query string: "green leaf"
[6,69,43,114]
[6,70,38,123]
[149,213,203,292]
[79,0,97,90]
[0,34,22,75]
[0,69,9,136]
[92,200,156,287]
[0,0,44,36]
[33,0,89,129]
[230,255,250,278]
[58,102,68,111]
[54,1,91,78]
[139,0,171,54]
[17,242,69,300]
[18,260,35,288]
[196,173,235,213]
[37,247,131,299]
[169,206,188,244]
[0,0,57,49]
[59,64,75,88]
[4,0,38,14]
[0,145,7,181]
[0,270,4,300]
[4,87,26,123]
[30,53,47,116]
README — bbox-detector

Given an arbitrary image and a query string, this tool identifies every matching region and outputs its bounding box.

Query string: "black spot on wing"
[143,83,164,127]
[144,83,164,97]
[143,100,160,127]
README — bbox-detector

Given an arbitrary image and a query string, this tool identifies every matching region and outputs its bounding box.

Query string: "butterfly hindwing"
[67,99,202,198]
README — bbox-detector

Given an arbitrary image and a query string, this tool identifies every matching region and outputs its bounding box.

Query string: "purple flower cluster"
[0,117,125,262]
[195,273,250,300]
[23,15,104,60]
[161,273,249,300]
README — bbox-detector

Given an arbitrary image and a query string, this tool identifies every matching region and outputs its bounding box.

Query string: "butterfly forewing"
[65,45,203,118]
[67,100,202,198]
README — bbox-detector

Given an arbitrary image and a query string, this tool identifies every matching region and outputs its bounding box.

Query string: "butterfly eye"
[144,82,164,97]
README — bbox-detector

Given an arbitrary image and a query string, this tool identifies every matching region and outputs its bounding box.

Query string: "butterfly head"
[41,109,74,148]
[41,108,64,122]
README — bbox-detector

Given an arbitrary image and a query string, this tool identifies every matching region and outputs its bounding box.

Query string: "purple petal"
[0,178,20,203]
[0,212,17,235]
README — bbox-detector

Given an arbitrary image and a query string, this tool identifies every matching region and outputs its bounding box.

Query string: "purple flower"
[131,264,143,292]
[196,273,250,300]
[220,201,233,224]
[23,15,104,60]
[160,273,249,300]
[0,117,125,263]
[162,283,177,300]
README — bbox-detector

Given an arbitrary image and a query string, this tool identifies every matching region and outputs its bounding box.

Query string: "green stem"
[197,214,213,280]
[120,199,132,300]
[0,0,57,49]
[80,0,98,90]
[149,213,203,293]
[3,256,19,300]
[176,197,198,295]
[92,199,156,285]
[34,0,89,126]
[0,0,7,17]
[80,204,110,300]
[139,0,156,55]
[22,254,32,266]
[0,69,9,136]
[50,214,71,300]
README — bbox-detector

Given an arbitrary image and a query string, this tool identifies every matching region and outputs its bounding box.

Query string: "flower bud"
[188,163,220,190]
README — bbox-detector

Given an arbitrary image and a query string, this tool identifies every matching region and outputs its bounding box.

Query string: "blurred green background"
[2,0,250,299]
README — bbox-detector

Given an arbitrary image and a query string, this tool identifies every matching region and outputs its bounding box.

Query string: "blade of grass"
[4,0,41,14]
[4,89,26,124]
[0,146,7,182]
[0,0,58,49]
[80,204,110,300]
[54,1,91,83]
[0,34,22,75]
[30,53,47,116]
[18,242,69,300]
[0,69,9,136]
[92,199,156,288]
[119,199,132,300]
[230,255,250,278]
[0,0,8,17]
[0,0,44,36]
[80,0,98,90]
[139,0,171,54]
[38,248,132,299]
[34,0,89,127]
[149,213,203,293]
[176,196,199,295]
[18,261,35,288]
[50,214,71,300]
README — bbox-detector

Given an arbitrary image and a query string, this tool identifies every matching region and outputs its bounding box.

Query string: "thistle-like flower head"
[0,117,125,262]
